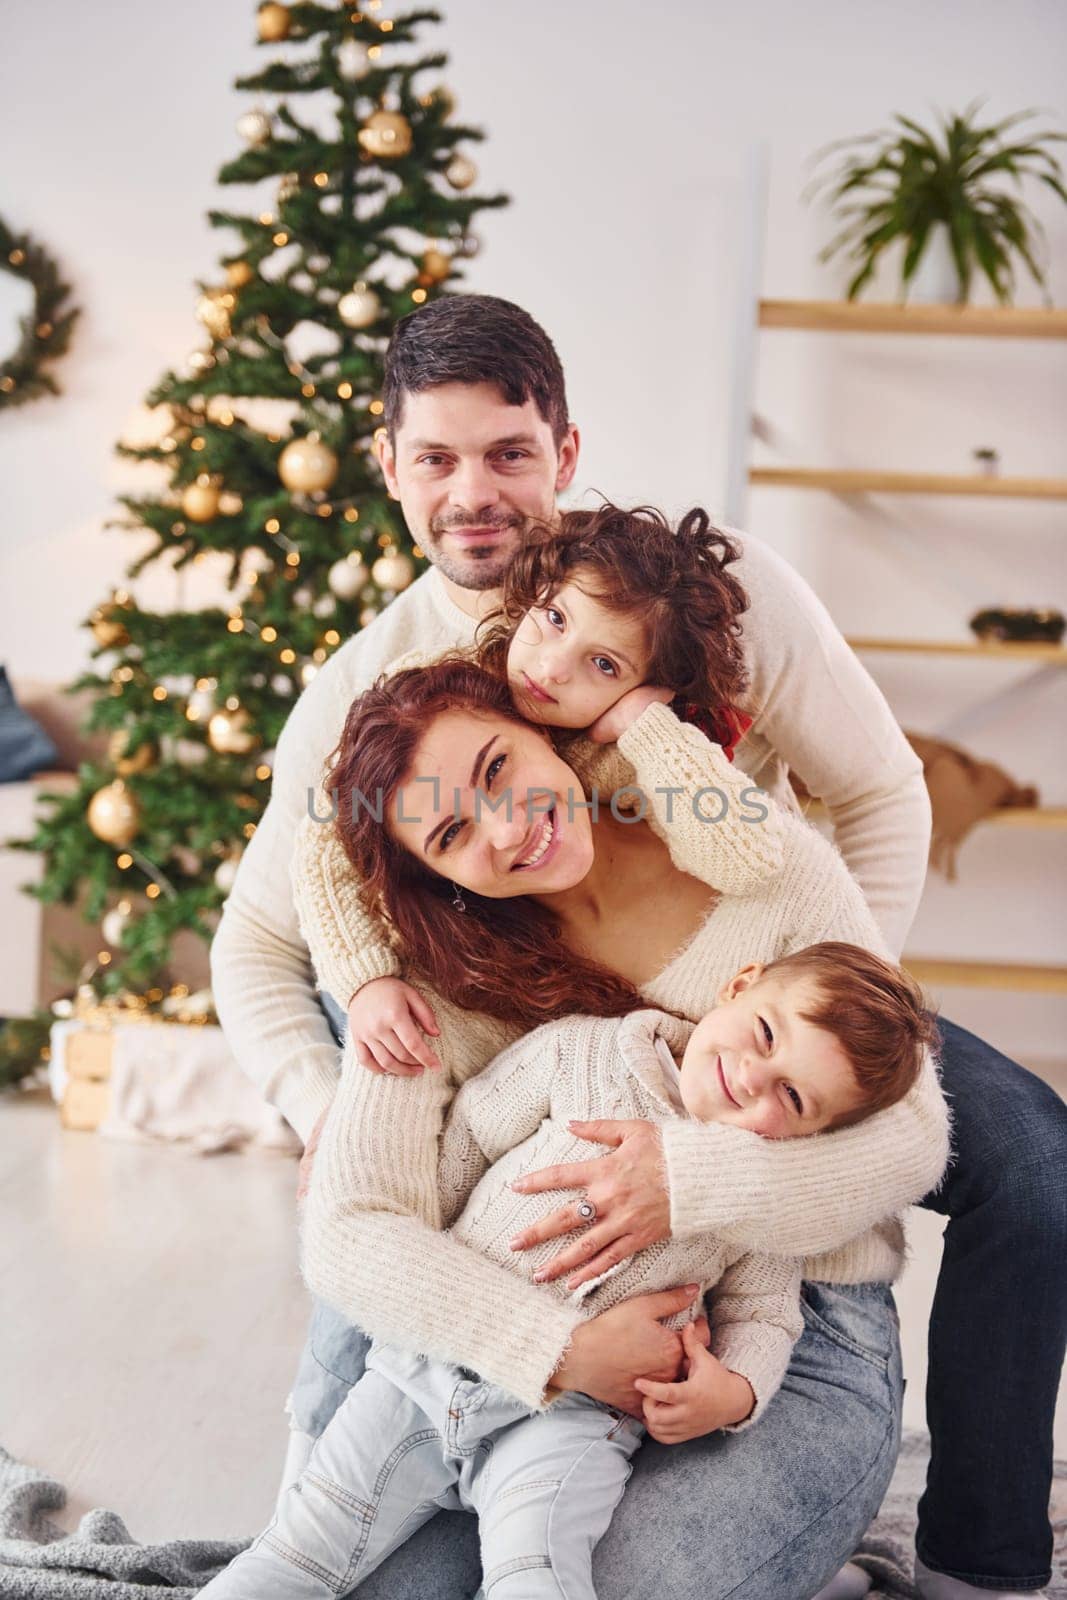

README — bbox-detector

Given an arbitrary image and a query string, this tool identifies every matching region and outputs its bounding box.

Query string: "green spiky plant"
[810,103,1067,303]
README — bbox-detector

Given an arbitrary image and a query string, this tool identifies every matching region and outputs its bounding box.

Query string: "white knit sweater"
[299,704,949,1409]
[439,1008,804,1426]
[211,538,931,1145]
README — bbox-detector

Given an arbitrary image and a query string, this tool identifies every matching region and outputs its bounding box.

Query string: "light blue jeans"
[206,1343,644,1598]
[277,1282,902,1600]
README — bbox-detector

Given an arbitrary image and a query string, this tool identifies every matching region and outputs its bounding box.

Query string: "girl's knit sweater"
[298,702,950,1411]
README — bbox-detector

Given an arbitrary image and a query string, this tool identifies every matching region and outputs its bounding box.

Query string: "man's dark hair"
[382,294,570,444]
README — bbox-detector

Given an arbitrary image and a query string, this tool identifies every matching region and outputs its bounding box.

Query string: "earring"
[451,882,466,914]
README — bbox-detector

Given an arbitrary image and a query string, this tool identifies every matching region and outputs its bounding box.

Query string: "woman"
[294,658,949,1600]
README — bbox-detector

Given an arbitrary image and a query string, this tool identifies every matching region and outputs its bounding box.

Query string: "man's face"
[376,382,579,592]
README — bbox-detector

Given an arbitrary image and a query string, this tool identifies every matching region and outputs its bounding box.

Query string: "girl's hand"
[347,977,442,1076]
[587,685,675,744]
[635,1322,756,1443]
[509,1119,670,1288]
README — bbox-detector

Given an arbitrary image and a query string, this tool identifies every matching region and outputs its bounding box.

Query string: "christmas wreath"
[0,215,79,411]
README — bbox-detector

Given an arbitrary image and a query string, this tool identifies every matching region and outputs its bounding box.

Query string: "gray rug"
[0,1434,1064,1597]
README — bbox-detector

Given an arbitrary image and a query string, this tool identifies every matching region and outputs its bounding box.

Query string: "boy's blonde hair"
[762,941,938,1122]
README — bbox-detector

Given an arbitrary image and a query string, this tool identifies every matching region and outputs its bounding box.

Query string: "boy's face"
[506,578,652,729]
[376,382,579,593]
[679,966,867,1138]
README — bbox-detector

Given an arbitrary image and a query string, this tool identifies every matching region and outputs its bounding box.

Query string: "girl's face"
[506,577,652,729]
[386,708,596,898]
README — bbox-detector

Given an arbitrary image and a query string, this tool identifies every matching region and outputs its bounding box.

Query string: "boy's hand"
[634,1322,756,1443]
[587,686,674,744]
[348,978,442,1076]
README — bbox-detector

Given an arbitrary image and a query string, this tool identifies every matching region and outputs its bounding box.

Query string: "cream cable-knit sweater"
[300,705,949,1409]
[211,540,931,1145]
[438,1007,804,1427]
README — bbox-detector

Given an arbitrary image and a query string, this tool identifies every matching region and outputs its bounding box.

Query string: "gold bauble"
[91,613,130,650]
[196,289,232,341]
[358,109,413,160]
[218,490,244,516]
[207,707,258,755]
[236,108,272,147]
[225,260,254,288]
[257,2,291,40]
[278,435,339,493]
[445,154,477,191]
[421,248,451,283]
[181,477,221,523]
[327,554,368,599]
[337,282,381,328]
[371,551,415,591]
[108,729,158,777]
[87,781,141,847]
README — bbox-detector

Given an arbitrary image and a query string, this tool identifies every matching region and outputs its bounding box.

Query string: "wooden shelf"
[804,801,1067,831]
[904,958,1067,995]
[846,636,1067,664]
[749,467,1067,499]
[759,300,1067,339]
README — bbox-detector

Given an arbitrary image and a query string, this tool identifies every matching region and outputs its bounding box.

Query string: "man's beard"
[421,511,528,592]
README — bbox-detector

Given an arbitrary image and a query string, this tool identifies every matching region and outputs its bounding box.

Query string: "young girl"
[301,500,772,1077]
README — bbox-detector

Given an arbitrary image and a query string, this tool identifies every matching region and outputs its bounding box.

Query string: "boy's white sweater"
[439,1007,804,1426]
[211,537,931,1145]
[298,703,949,1410]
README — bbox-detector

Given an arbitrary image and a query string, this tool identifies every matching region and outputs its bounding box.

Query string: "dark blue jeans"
[312,998,1067,1592]
[914,1016,1067,1592]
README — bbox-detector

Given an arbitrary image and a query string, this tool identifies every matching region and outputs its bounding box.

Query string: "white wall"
[1,0,1065,1060]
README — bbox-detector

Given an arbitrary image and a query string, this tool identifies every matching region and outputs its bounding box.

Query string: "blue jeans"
[213,1345,644,1598]
[288,1285,902,1600]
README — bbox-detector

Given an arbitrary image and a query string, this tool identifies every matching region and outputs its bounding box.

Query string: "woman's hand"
[587,685,674,744]
[509,1119,671,1289]
[347,977,442,1076]
[551,1286,698,1415]
[635,1322,756,1443]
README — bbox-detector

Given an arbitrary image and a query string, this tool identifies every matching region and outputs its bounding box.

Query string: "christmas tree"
[2,0,507,1083]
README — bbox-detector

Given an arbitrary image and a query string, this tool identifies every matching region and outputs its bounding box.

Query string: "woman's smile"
[511,807,560,872]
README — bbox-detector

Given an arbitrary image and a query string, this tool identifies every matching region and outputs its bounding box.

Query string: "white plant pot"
[907,222,961,304]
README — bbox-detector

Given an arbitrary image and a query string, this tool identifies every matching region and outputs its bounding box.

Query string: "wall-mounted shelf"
[758,301,1067,339]
[749,467,1067,500]
[904,958,1067,996]
[846,637,1067,665]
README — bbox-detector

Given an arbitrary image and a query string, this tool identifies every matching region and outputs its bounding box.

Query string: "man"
[211,295,1066,1600]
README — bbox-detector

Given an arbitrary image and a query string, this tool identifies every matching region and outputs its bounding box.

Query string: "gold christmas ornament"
[236,108,273,147]
[196,289,233,341]
[421,248,451,283]
[101,905,131,947]
[257,2,291,40]
[181,476,221,523]
[207,706,258,755]
[358,109,413,160]
[327,553,368,599]
[371,550,415,591]
[108,729,158,777]
[337,38,370,79]
[185,683,217,723]
[278,434,339,493]
[87,781,142,847]
[218,490,244,516]
[90,609,130,650]
[445,154,477,190]
[225,260,254,288]
[337,282,381,328]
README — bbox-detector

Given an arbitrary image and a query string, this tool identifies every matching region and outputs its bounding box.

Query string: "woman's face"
[506,577,651,729]
[387,708,596,898]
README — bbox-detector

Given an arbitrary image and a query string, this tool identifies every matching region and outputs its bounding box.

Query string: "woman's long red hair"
[326,655,640,1030]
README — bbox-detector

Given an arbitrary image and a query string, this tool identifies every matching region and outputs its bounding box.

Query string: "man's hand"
[510,1120,670,1289]
[635,1322,756,1443]
[551,1286,698,1415]
[348,977,441,1076]
[587,686,675,745]
[296,1107,329,1202]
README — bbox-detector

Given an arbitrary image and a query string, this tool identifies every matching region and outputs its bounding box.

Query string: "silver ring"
[576,1196,597,1224]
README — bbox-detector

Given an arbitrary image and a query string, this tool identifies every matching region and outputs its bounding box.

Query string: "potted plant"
[809,103,1067,304]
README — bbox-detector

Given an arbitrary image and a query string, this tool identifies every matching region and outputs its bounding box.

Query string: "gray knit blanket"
[1,1434,1064,1597]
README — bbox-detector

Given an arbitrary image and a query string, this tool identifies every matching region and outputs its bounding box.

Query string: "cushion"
[0,665,59,783]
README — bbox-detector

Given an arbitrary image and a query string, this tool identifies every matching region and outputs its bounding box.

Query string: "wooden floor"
[1,1070,1065,1545]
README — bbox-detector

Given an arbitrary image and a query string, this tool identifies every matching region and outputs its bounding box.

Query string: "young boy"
[202,941,934,1600]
